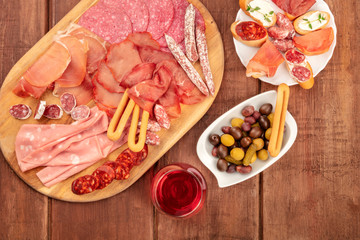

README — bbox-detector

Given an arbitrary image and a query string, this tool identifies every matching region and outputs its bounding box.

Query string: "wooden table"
[0,0,358,239]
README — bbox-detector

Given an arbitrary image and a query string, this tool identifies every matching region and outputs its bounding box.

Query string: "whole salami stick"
[196,23,215,95]
[165,34,209,96]
[184,4,199,62]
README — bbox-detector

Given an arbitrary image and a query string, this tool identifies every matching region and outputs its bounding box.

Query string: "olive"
[240,137,252,148]
[217,144,228,158]
[257,149,269,161]
[231,118,244,128]
[242,131,248,137]
[229,127,242,140]
[230,147,245,161]
[267,113,274,127]
[249,126,263,138]
[253,138,264,150]
[259,103,273,115]
[221,126,231,134]
[217,159,228,172]
[250,152,257,164]
[211,146,218,157]
[209,134,220,146]
[236,165,252,173]
[265,128,272,140]
[226,164,236,173]
[241,122,251,132]
[259,115,270,130]
[244,116,256,125]
[264,140,269,150]
[221,134,235,147]
[241,106,255,117]
[252,111,261,121]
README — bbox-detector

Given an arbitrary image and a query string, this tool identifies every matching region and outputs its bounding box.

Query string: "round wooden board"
[0,0,224,202]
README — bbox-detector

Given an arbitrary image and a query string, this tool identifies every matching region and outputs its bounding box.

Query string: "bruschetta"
[294,11,330,35]
[284,49,314,89]
[231,20,268,47]
[239,0,276,27]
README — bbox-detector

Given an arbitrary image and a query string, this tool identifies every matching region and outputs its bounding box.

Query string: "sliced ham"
[271,0,316,18]
[92,74,123,108]
[97,60,126,93]
[126,32,160,50]
[13,77,47,99]
[139,47,174,64]
[246,40,285,78]
[53,73,94,105]
[55,36,88,88]
[22,42,71,87]
[120,62,156,89]
[128,65,172,115]
[106,40,142,83]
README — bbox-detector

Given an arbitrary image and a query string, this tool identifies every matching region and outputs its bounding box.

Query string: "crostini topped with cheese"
[239,0,277,27]
[294,11,330,35]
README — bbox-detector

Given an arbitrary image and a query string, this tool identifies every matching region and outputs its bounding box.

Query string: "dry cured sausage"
[272,39,294,52]
[34,100,46,119]
[184,4,198,62]
[92,165,116,189]
[71,175,99,195]
[154,104,171,129]
[60,92,76,114]
[43,104,63,119]
[9,104,32,120]
[71,105,90,121]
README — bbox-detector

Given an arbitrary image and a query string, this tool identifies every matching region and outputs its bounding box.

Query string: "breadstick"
[268,83,290,157]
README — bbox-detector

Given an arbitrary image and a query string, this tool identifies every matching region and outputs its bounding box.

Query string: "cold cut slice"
[97,60,126,93]
[126,32,160,50]
[34,100,46,120]
[60,93,76,114]
[9,104,32,120]
[291,66,311,82]
[184,4,198,62]
[106,40,142,82]
[71,105,90,121]
[139,47,174,64]
[13,77,47,99]
[285,49,306,64]
[157,80,181,119]
[92,75,124,108]
[120,63,156,89]
[272,39,294,52]
[146,131,160,145]
[154,104,171,129]
[165,34,209,96]
[71,175,99,195]
[92,165,116,189]
[43,104,63,119]
[165,0,189,43]
[145,0,174,40]
[116,0,149,32]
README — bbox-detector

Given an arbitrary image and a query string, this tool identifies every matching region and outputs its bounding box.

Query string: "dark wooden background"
[0,0,359,239]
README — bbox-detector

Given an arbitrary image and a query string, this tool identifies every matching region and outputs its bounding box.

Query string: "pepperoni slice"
[285,49,305,64]
[103,161,123,180]
[235,21,267,41]
[43,104,63,119]
[92,165,116,189]
[60,92,76,114]
[71,175,99,195]
[9,104,32,120]
[71,105,90,121]
[292,66,311,82]
[133,144,148,166]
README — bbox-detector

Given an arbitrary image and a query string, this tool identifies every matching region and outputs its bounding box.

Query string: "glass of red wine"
[151,163,207,218]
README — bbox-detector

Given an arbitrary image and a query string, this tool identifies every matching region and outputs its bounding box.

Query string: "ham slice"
[106,40,142,82]
[97,60,126,93]
[139,47,174,64]
[120,62,156,89]
[246,40,284,78]
[15,107,113,172]
[92,74,124,108]
[128,65,172,115]
[55,36,88,88]
[126,32,160,50]
[22,41,71,87]
[13,76,47,99]
[53,73,94,105]
[271,0,315,18]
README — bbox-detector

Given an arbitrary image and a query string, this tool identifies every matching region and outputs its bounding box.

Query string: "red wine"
[151,164,206,217]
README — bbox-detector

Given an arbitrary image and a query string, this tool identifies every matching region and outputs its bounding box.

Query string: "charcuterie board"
[0,0,224,202]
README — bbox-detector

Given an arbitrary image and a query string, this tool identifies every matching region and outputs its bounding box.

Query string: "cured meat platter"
[0,0,224,202]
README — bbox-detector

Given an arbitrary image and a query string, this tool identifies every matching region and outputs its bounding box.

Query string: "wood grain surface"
[0,0,359,239]
[0,0,224,202]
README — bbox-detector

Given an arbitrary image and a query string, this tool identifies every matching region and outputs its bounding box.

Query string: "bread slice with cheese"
[239,0,277,27]
[294,11,330,35]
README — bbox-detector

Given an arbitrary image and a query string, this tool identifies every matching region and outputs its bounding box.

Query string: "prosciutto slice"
[120,63,156,89]
[126,32,160,50]
[271,0,316,18]
[13,77,47,99]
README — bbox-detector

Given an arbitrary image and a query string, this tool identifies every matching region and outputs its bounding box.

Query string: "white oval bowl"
[196,90,297,188]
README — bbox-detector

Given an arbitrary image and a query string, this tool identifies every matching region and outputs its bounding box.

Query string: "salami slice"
[276,13,293,30]
[145,0,175,40]
[60,92,76,114]
[43,104,63,119]
[78,4,132,44]
[285,49,306,64]
[71,175,99,195]
[34,100,46,120]
[165,0,189,43]
[133,144,148,166]
[139,119,161,132]
[120,62,156,89]
[154,104,171,129]
[272,39,295,52]
[92,165,116,189]
[104,161,123,180]
[146,131,160,145]
[292,66,311,82]
[71,105,90,121]
[126,32,160,50]
[118,0,149,32]
[9,104,32,120]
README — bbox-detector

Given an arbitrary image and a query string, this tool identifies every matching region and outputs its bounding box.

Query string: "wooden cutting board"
[0,0,224,202]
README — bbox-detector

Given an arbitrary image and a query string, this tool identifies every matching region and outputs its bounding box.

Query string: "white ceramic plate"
[196,91,297,188]
[233,0,337,86]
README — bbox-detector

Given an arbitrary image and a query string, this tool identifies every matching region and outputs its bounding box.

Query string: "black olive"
[217,159,228,172]
[249,126,263,138]
[217,144,228,158]
[229,127,242,140]
[259,115,270,130]
[240,137,252,148]
[209,134,220,146]
[259,103,273,115]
